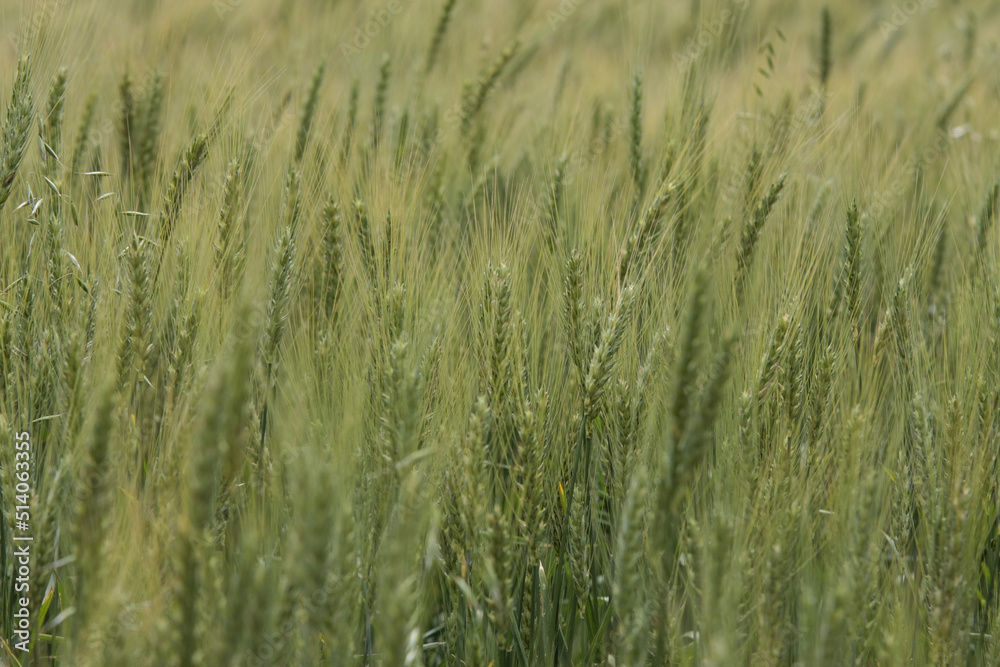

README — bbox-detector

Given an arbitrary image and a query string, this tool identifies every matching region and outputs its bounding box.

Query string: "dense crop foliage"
[1,0,1000,665]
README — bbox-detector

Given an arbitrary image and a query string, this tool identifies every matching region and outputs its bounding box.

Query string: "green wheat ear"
[257,167,302,464]
[669,267,708,446]
[117,232,153,391]
[936,76,972,130]
[843,200,862,330]
[0,55,32,212]
[736,172,787,294]
[460,41,519,137]
[615,465,650,666]
[117,71,135,176]
[563,249,587,380]
[617,186,673,285]
[215,158,246,300]
[74,383,117,617]
[161,133,209,246]
[976,182,999,257]
[319,194,344,322]
[70,92,98,185]
[818,7,832,91]
[136,70,165,199]
[39,67,67,181]
[426,0,458,74]
[372,54,391,151]
[628,71,645,194]
[582,284,635,416]
[354,198,377,290]
[340,76,360,166]
[674,329,734,509]
[295,62,326,163]
[542,153,568,253]
[261,170,301,387]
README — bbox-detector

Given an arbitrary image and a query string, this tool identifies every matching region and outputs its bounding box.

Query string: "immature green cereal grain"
[0,55,32,212]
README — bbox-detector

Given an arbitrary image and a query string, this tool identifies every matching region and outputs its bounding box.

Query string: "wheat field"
[0,0,999,664]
